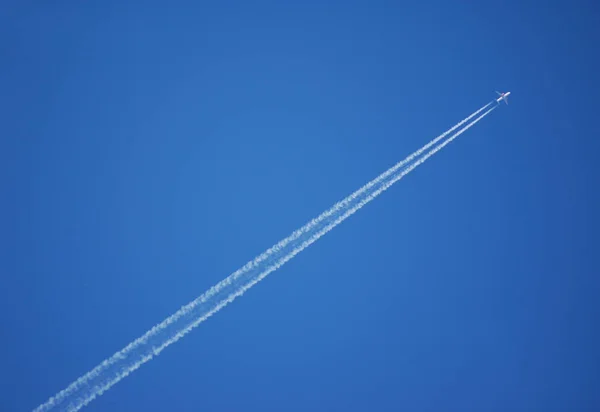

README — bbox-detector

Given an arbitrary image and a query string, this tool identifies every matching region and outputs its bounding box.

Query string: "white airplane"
[495,91,511,105]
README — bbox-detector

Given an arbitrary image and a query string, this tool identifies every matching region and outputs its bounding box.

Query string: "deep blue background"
[2,1,599,411]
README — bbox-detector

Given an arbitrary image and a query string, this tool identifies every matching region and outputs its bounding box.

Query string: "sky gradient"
[2,1,599,411]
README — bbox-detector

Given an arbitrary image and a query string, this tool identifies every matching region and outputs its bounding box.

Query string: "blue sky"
[1,1,599,411]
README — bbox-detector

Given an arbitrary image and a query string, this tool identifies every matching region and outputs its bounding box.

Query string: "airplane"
[495,91,510,105]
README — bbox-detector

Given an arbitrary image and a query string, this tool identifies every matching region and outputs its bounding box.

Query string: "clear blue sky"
[2,1,599,411]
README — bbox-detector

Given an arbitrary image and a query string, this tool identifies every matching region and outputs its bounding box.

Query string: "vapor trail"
[34,102,496,412]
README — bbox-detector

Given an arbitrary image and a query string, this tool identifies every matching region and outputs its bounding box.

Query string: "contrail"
[33,101,496,412]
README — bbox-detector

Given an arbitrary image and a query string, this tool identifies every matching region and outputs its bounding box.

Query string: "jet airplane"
[495,91,511,105]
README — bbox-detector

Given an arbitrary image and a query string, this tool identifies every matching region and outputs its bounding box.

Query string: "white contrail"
[34,101,496,412]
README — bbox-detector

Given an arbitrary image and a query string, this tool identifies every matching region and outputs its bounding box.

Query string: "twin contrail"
[34,100,497,412]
